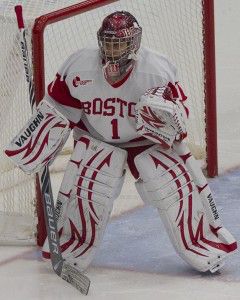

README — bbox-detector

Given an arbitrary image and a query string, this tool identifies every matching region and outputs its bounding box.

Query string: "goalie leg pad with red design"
[134,144,237,273]
[42,135,127,270]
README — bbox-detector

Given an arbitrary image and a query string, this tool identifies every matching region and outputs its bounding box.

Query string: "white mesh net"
[0,0,207,244]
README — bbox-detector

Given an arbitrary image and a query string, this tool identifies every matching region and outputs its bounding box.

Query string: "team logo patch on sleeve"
[73,75,93,87]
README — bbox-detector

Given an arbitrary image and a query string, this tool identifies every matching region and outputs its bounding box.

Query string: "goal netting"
[0,0,217,245]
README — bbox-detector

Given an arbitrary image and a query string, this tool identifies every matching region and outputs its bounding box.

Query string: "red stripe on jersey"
[48,73,82,109]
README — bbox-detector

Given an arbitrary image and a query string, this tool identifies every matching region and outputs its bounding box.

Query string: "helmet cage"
[97,29,142,65]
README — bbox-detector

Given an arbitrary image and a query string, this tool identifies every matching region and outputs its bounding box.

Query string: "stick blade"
[61,262,90,295]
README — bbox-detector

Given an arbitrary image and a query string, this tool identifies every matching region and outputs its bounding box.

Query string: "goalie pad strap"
[42,135,127,270]
[5,99,71,174]
[134,145,237,273]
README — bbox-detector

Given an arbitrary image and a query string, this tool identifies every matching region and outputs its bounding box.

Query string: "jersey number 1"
[111,119,120,139]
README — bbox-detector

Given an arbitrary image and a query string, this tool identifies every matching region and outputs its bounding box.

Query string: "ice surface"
[0,169,239,300]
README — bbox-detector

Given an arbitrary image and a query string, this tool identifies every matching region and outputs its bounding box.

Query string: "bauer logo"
[20,39,30,83]
[45,193,59,255]
[73,75,93,87]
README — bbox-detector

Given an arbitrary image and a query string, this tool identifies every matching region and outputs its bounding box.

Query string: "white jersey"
[46,47,182,148]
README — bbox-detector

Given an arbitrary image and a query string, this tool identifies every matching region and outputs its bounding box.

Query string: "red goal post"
[33,0,217,177]
[33,0,217,246]
[202,0,217,178]
[0,0,217,246]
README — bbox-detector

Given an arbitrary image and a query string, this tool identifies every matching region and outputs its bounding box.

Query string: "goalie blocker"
[4,100,71,173]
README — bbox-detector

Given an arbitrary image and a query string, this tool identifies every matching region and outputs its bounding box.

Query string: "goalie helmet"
[97,11,142,78]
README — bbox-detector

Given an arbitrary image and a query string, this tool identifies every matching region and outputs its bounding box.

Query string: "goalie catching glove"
[5,100,71,174]
[135,83,188,148]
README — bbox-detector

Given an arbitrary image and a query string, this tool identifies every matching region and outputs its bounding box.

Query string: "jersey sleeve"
[45,52,83,127]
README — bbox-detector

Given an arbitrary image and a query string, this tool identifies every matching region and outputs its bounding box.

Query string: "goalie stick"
[14,5,90,295]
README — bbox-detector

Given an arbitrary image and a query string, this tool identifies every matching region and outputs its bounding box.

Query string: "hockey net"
[0,0,217,245]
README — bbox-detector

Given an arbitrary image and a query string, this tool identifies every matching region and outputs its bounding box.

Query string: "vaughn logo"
[207,193,219,220]
[15,111,44,147]
[73,75,93,87]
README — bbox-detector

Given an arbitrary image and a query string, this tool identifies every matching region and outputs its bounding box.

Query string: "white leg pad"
[42,135,127,270]
[134,144,237,273]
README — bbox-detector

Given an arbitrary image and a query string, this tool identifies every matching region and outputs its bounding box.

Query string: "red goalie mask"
[97,11,142,77]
